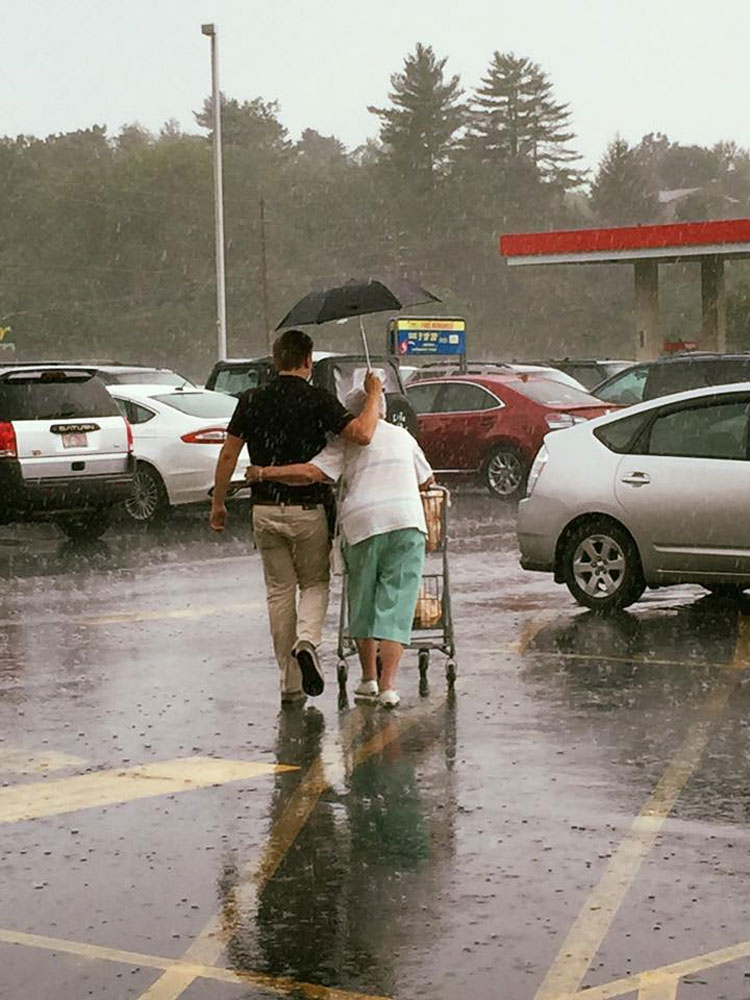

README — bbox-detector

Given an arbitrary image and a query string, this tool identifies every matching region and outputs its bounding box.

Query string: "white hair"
[344,386,386,419]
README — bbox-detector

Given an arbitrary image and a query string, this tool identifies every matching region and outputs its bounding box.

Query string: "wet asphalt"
[2,494,750,1000]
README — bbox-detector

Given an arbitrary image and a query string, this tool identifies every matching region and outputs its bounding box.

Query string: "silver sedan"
[517,382,750,611]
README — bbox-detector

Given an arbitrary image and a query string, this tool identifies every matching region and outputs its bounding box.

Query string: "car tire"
[562,518,645,613]
[124,462,170,524]
[56,509,111,541]
[483,444,527,500]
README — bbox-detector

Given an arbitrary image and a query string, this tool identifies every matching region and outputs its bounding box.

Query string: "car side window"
[130,402,156,425]
[112,398,155,425]
[434,383,499,413]
[645,361,709,399]
[596,366,649,405]
[406,382,443,414]
[646,401,750,460]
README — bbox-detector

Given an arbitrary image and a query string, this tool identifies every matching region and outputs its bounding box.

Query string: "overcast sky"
[2,0,748,171]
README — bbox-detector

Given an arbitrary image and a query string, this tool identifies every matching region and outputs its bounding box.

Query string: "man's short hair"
[273,329,314,371]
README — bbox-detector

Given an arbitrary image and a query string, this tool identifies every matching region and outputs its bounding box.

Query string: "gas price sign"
[388,317,466,356]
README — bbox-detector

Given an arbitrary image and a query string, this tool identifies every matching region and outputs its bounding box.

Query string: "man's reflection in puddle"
[222,699,457,995]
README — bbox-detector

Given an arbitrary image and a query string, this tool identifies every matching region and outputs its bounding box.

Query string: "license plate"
[62,432,88,448]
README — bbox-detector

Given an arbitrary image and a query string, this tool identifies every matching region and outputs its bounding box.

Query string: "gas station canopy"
[499,218,750,359]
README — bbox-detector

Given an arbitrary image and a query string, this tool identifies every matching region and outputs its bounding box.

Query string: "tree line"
[2,44,750,378]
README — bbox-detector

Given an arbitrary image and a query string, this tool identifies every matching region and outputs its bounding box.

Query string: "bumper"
[516,495,569,572]
[0,457,135,522]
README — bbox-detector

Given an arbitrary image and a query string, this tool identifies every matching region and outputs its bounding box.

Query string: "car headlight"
[526,444,549,497]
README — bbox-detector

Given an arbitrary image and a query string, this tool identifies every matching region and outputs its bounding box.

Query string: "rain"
[3,3,750,999]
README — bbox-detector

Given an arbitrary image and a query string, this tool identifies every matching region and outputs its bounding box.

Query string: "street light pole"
[201,23,228,360]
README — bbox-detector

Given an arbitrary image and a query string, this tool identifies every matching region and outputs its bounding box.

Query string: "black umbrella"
[276,277,440,367]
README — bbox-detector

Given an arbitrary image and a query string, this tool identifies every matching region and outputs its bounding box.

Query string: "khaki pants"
[252,505,330,693]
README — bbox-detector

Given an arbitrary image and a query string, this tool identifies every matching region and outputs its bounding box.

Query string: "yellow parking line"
[559,934,750,999]
[0,757,296,824]
[533,676,735,1000]
[637,974,680,999]
[77,600,263,627]
[0,927,389,1000]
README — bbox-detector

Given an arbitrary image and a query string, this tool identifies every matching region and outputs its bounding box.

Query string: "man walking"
[210,329,382,705]
[245,386,434,709]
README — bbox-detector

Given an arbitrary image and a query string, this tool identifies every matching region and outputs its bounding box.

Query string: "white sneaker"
[379,689,400,709]
[353,679,379,703]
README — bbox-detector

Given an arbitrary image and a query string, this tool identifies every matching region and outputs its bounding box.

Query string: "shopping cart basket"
[336,485,457,693]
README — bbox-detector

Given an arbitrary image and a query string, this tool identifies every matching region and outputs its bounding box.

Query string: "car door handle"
[620,472,651,486]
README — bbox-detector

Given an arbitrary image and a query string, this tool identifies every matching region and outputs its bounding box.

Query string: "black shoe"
[294,641,325,696]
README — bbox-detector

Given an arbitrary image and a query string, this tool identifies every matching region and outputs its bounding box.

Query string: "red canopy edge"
[499,219,750,258]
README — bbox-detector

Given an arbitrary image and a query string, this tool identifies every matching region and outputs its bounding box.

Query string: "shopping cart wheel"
[418,649,430,696]
[337,661,348,688]
[446,661,457,687]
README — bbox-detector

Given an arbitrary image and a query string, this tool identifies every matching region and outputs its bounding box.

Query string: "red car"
[406,374,613,500]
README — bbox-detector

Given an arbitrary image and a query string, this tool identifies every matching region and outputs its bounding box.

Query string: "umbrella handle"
[358,316,372,371]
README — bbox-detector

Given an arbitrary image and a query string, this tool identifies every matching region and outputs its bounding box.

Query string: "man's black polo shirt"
[227,374,353,505]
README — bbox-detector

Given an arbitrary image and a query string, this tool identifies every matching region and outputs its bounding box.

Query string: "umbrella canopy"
[275,277,440,330]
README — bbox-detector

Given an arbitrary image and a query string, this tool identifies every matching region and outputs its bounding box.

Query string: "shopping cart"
[336,485,457,694]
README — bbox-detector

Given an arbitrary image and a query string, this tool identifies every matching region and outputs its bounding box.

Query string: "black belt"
[253,500,324,510]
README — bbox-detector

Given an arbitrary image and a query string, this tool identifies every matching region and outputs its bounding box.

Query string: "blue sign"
[390,318,466,357]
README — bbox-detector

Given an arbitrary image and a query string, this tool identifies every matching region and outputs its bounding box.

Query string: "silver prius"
[517,382,750,612]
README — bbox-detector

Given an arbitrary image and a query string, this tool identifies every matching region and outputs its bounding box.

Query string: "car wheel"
[562,518,645,613]
[124,463,170,524]
[484,444,527,500]
[56,509,110,541]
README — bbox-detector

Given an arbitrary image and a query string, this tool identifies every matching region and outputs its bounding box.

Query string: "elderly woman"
[245,387,434,707]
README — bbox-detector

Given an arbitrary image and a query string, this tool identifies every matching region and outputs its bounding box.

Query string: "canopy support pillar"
[701,256,726,351]
[634,260,661,361]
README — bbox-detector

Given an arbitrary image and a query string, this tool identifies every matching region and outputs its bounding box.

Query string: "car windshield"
[104,370,191,386]
[212,367,262,395]
[0,374,120,420]
[331,361,401,401]
[595,366,648,405]
[508,378,602,407]
[151,391,237,418]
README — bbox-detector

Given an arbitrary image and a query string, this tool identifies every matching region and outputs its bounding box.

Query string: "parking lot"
[2,494,750,1000]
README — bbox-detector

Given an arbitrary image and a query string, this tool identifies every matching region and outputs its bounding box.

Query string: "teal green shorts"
[344,528,426,646]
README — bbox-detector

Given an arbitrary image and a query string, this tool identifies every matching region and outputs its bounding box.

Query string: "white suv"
[0,366,135,539]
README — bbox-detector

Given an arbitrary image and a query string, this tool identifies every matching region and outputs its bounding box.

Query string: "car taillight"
[526,444,549,497]
[123,418,134,454]
[181,427,228,444]
[545,412,587,431]
[0,422,17,458]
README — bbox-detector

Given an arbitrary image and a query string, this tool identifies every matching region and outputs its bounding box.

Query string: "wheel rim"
[389,408,408,428]
[572,533,626,598]
[125,468,160,521]
[487,451,523,496]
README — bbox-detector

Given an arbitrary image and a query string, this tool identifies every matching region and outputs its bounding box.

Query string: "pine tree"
[368,43,465,195]
[591,135,654,224]
[470,52,583,186]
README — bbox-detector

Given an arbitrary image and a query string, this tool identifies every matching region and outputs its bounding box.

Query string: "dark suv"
[205,354,419,436]
[593,353,750,406]
[0,366,135,539]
